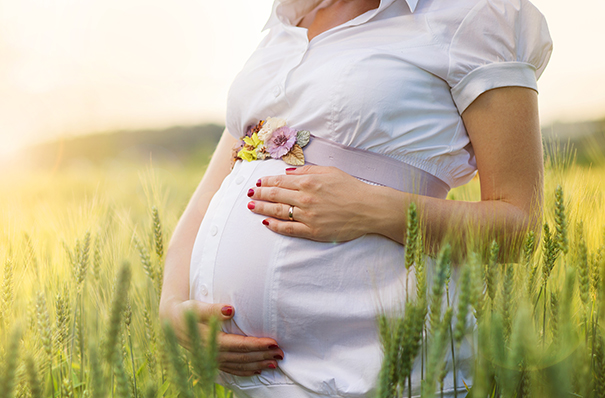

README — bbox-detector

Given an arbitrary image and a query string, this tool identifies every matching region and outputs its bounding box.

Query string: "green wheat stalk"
[163,321,194,398]
[405,203,418,301]
[25,352,42,398]
[429,245,451,335]
[422,308,453,398]
[0,257,14,331]
[132,235,156,286]
[486,240,499,304]
[151,206,165,299]
[93,234,102,283]
[104,262,132,365]
[90,345,105,398]
[0,327,22,398]
[554,185,568,255]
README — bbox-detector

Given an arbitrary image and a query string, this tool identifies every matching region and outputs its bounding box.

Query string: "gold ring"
[288,205,295,221]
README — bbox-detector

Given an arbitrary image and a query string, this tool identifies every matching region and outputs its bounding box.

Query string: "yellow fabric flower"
[237,133,263,162]
[244,132,262,148]
[237,147,257,162]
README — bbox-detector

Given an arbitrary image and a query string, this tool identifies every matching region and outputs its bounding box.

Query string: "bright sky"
[0,0,604,156]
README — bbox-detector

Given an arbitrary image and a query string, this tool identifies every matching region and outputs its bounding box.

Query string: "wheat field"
[0,144,603,398]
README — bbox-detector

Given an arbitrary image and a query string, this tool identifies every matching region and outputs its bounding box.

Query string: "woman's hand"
[246,165,379,242]
[159,299,284,377]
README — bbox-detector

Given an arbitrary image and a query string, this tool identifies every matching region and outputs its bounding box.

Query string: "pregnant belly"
[189,159,409,395]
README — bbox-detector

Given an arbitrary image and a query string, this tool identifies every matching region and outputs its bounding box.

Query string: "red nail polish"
[254,371,262,375]
[221,306,233,316]
[268,363,276,369]
[247,188,254,197]
[256,179,262,187]
[262,219,269,226]
[247,202,255,210]
[274,355,283,360]
[268,344,279,349]
[285,167,296,172]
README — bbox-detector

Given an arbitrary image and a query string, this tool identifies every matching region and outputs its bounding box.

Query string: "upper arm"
[189,129,239,215]
[174,129,239,238]
[461,86,544,226]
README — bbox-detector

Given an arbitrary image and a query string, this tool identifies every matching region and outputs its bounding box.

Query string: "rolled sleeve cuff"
[451,61,538,114]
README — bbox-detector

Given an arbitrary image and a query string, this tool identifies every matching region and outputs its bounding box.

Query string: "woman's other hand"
[159,299,284,377]
[159,130,284,376]
[247,165,381,242]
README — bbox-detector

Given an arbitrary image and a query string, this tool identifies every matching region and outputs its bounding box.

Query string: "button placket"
[284,41,310,101]
[197,162,258,302]
[276,27,310,103]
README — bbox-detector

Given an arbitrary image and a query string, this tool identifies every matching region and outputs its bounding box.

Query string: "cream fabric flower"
[257,117,287,142]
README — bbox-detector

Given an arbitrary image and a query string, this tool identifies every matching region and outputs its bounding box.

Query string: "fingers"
[247,186,302,208]
[260,218,314,240]
[256,165,332,188]
[255,174,303,190]
[187,300,234,322]
[218,349,283,363]
[251,165,337,205]
[217,333,284,376]
[248,200,305,222]
[219,361,278,377]
[284,165,328,175]
[167,300,286,377]
[218,333,281,353]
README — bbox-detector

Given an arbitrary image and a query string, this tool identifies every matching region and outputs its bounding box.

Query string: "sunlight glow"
[0,0,603,151]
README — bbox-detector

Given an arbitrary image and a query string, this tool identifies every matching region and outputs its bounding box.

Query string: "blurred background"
[0,0,604,169]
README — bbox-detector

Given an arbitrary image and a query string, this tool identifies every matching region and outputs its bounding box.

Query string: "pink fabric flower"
[266,126,297,158]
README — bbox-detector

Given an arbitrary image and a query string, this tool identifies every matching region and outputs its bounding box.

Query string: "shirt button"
[210,226,218,236]
[272,86,281,97]
[200,284,208,296]
[235,176,245,185]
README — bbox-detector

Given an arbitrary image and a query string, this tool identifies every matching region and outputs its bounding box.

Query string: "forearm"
[366,87,544,258]
[159,130,237,312]
[365,184,542,256]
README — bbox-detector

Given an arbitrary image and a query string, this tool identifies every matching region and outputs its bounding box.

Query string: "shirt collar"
[262,0,419,32]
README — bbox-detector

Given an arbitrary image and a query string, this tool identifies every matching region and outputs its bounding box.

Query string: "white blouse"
[190,0,552,397]
[226,0,552,189]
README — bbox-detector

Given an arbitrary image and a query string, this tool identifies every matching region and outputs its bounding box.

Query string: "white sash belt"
[304,134,450,199]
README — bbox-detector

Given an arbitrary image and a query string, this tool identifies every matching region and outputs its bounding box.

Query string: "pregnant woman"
[159,0,552,396]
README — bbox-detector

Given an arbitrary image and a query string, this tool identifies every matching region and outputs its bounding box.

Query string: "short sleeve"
[446,0,553,114]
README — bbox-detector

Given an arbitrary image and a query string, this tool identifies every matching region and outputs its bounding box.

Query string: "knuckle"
[236,353,251,363]
[299,177,312,190]
[231,362,246,371]
[305,209,316,220]
[284,223,295,235]
[299,195,313,206]
[236,341,250,353]
[271,205,282,218]
[267,187,279,201]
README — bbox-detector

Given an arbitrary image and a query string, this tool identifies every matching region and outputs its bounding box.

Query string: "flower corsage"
[231,118,310,168]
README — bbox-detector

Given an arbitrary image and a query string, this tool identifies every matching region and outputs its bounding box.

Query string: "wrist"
[360,184,411,244]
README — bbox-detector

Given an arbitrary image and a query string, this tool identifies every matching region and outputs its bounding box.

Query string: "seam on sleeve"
[450,61,537,114]
[446,0,488,86]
